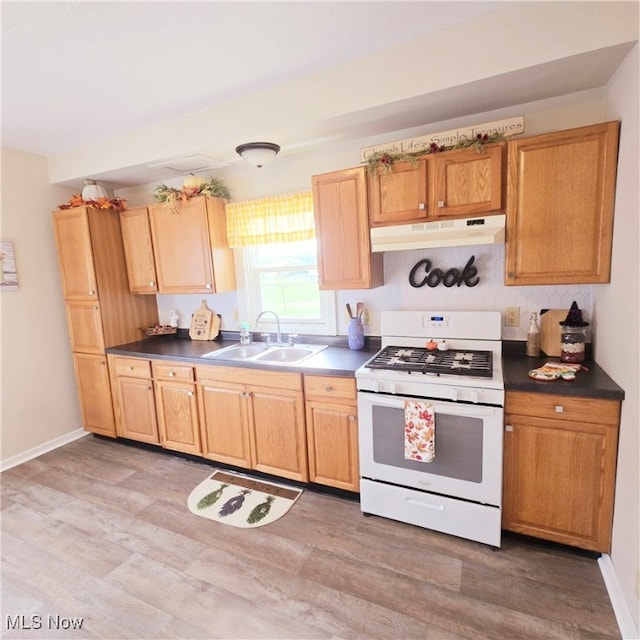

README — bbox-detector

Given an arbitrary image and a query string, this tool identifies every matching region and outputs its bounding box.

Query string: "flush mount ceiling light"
[235,142,281,168]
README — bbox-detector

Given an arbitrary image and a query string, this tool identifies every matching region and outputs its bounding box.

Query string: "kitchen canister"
[559,301,589,363]
[348,317,365,350]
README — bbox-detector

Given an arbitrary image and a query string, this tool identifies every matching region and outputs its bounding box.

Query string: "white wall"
[599,44,640,630]
[0,149,80,462]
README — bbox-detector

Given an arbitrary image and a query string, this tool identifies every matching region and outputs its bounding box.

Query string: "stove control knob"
[469,390,480,404]
[389,383,397,395]
[373,381,381,393]
[451,388,459,402]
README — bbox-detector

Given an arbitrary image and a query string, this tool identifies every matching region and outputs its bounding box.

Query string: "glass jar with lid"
[560,325,588,363]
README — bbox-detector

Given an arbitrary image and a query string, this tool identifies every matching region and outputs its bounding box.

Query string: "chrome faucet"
[256,310,282,346]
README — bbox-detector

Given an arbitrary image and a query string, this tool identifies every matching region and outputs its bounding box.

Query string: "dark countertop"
[106,334,378,377]
[502,346,625,401]
[106,335,625,400]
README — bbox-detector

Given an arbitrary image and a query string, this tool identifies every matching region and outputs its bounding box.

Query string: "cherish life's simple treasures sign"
[359,116,524,162]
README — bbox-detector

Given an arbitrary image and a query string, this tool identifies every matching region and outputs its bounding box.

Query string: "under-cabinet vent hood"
[370,214,506,252]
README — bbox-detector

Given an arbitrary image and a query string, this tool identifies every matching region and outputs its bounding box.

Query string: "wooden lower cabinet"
[153,361,201,455]
[73,353,116,437]
[196,365,308,482]
[108,356,159,444]
[304,375,359,492]
[503,391,620,552]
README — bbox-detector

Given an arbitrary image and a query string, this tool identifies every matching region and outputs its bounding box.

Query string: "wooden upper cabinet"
[53,208,98,300]
[149,197,215,294]
[431,144,505,218]
[368,159,429,225]
[312,167,384,290]
[147,196,236,294]
[120,207,158,293]
[505,121,619,285]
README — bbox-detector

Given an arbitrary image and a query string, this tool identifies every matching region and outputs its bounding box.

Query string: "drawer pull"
[437,200,445,208]
[129,366,135,370]
[406,498,444,512]
[505,424,513,432]
[554,405,564,413]
[325,385,333,392]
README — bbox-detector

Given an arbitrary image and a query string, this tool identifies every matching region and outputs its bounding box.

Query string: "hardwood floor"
[1,435,620,639]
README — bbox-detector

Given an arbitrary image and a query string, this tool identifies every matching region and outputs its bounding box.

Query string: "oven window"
[371,405,483,483]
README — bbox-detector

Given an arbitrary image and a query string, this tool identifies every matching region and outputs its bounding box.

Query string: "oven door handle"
[406,498,445,511]
[357,391,501,417]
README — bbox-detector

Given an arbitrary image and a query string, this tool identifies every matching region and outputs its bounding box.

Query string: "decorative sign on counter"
[409,255,479,288]
[360,116,524,162]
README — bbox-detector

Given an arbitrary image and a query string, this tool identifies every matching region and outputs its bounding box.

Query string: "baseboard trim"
[0,428,89,472]
[599,553,639,640]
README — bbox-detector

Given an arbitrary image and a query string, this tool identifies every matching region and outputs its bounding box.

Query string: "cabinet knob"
[348,414,356,422]
[418,202,426,210]
[188,391,193,397]
[149,281,155,287]
[129,366,134,370]
[206,284,212,289]
[554,405,564,413]
[325,385,333,392]
[94,306,98,311]
[169,371,175,377]
[437,200,445,208]
[89,289,96,296]
[505,424,513,432]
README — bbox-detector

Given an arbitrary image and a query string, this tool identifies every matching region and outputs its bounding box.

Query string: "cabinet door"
[65,301,105,353]
[306,400,359,491]
[149,197,215,293]
[120,208,158,293]
[72,353,116,437]
[503,413,618,552]
[155,380,201,454]
[53,208,98,300]
[505,121,619,285]
[312,167,383,290]
[431,145,504,218]
[197,378,252,468]
[115,377,159,443]
[248,386,308,482]
[368,159,429,225]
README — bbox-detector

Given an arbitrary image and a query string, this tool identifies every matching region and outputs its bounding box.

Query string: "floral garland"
[58,194,127,212]
[152,176,231,205]
[365,132,506,173]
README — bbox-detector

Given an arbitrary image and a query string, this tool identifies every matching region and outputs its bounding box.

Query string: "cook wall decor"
[409,255,479,288]
[0,240,19,292]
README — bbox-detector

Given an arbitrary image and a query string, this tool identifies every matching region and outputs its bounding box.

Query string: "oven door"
[357,390,503,506]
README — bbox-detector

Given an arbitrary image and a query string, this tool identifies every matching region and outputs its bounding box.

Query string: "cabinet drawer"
[153,361,194,382]
[505,391,620,425]
[304,375,356,402]
[111,356,151,379]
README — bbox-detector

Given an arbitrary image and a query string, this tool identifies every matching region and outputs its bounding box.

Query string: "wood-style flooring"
[1,435,620,639]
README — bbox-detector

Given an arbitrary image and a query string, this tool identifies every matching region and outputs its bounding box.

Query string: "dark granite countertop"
[502,343,625,401]
[106,334,625,400]
[106,333,378,377]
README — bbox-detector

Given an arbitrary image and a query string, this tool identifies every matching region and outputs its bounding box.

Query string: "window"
[240,240,336,336]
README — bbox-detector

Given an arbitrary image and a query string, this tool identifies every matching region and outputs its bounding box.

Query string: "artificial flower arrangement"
[365,132,506,173]
[58,193,127,212]
[152,175,231,206]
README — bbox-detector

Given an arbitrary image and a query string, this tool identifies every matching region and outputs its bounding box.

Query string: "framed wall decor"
[0,240,19,291]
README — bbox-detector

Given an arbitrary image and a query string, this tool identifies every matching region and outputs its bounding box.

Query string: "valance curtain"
[226,190,315,246]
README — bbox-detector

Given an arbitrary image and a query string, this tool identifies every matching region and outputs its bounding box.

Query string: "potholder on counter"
[528,362,587,381]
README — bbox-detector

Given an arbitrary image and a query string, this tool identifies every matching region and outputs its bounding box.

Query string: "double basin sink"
[202,342,328,366]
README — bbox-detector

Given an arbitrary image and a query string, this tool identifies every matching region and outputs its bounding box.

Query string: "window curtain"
[226,190,315,246]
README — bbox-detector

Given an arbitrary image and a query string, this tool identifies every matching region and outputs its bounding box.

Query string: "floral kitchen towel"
[404,400,435,462]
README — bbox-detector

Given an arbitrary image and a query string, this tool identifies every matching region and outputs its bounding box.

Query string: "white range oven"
[356,310,504,547]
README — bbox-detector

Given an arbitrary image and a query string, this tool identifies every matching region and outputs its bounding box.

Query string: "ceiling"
[1,1,637,190]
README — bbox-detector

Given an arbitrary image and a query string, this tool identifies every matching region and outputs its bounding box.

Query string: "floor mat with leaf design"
[187,471,303,528]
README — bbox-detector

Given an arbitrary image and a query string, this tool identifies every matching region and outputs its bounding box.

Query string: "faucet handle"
[261,332,272,346]
[288,334,298,346]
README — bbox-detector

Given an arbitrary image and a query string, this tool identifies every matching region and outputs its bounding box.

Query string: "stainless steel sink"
[202,343,328,365]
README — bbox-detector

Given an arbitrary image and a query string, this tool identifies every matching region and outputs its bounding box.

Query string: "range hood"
[370,214,506,252]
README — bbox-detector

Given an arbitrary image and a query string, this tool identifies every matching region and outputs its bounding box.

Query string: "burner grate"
[366,346,493,377]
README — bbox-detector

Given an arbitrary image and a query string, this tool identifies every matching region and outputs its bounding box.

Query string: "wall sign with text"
[409,256,479,288]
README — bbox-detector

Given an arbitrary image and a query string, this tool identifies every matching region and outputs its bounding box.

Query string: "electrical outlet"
[505,307,520,327]
[362,309,372,325]
[232,308,239,322]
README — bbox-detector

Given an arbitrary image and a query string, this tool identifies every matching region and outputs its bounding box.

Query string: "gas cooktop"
[364,345,493,378]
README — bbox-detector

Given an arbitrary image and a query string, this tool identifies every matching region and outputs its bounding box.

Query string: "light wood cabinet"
[119,207,158,293]
[368,144,505,226]
[304,375,359,492]
[312,167,384,290]
[153,361,201,455]
[195,365,308,482]
[53,207,158,437]
[368,159,429,225]
[503,391,620,552]
[505,121,619,285]
[108,356,159,444]
[431,144,505,218]
[147,196,235,294]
